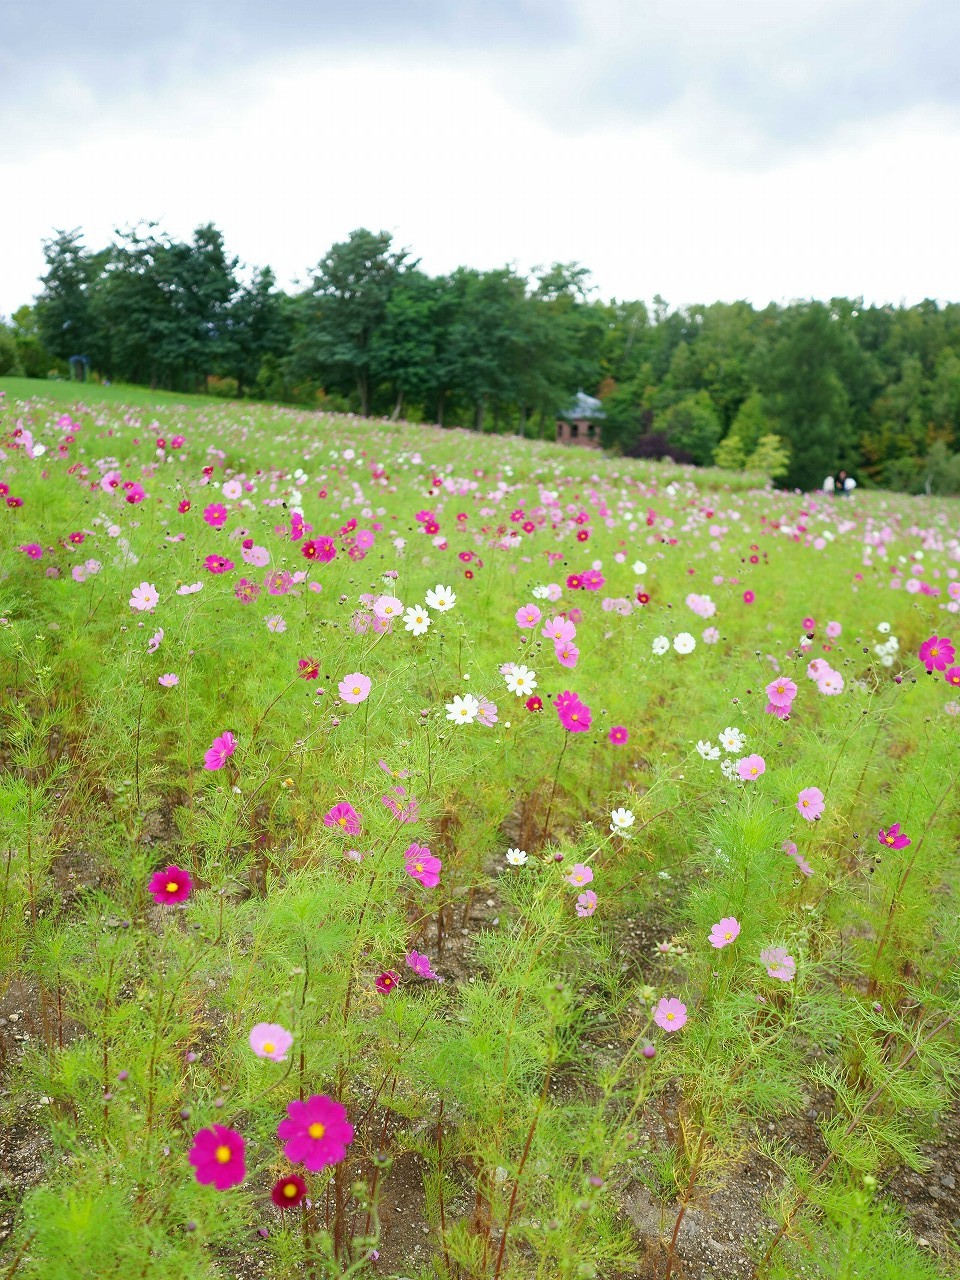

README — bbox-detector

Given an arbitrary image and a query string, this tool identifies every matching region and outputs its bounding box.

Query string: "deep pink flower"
[945,667,960,688]
[339,673,371,703]
[298,657,320,680]
[189,1124,246,1190]
[405,950,442,981]
[204,731,236,770]
[277,1095,354,1172]
[737,754,765,781]
[204,554,234,574]
[271,1174,307,1208]
[324,802,361,835]
[203,503,228,528]
[653,997,687,1032]
[878,823,911,850]
[249,1022,293,1061]
[576,890,598,917]
[797,787,824,820]
[148,864,192,905]
[555,641,580,668]
[765,677,797,707]
[375,970,400,994]
[405,843,442,887]
[709,917,740,948]
[234,578,260,604]
[555,690,592,733]
[608,726,629,745]
[743,590,755,604]
[20,542,43,559]
[919,635,955,672]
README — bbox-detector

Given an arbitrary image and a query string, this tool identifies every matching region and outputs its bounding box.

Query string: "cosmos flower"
[323,802,361,835]
[766,677,798,707]
[760,946,796,982]
[576,890,598,917]
[653,997,687,1032]
[189,1125,246,1190]
[375,971,400,994]
[919,635,955,672]
[504,665,537,696]
[249,1023,293,1061]
[566,863,594,887]
[610,807,636,835]
[446,693,480,724]
[204,731,236,771]
[271,1175,307,1208]
[406,950,442,980]
[797,787,825,820]
[403,605,431,634]
[277,1095,354,1172]
[148,865,192,905]
[709,917,740,948]
[425,585,456,612]
[130,582,159,611]
[878,823,911,850]
[339,673,371,703]
[404,844,442,887]
[506,847,527,865]
[736,754,765,781]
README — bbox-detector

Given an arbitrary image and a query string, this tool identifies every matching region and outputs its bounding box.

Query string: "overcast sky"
[2,0,959,316]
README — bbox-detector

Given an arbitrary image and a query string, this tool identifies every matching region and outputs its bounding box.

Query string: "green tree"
[659,390,722,465]
[0,319,24,375]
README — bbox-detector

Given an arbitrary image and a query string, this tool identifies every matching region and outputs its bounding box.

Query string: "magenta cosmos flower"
[765,677,797,707]
[249,1022,293,1061]
[148,865,192,905]
[406,950,441,980]
[188,1124,246,1190]
[338,673,371,703]
[797,787,825,820]
[919,634,955,672]
[653,997,687,1032]
[709,917,740,948]
[375,970,400,994]
[608,725,629,745]
[204,731,237,770]
[323,802,361,835]
[277,1095,354,1172]
[404,843,442,887]
[737,754,766,781]
[760,946,796,981]
[878,822,911,850]
[271,1174,307,1208]
[555,690,592,733]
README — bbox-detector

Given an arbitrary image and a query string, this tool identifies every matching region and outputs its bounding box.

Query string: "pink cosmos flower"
[765,677,797,707]
[204,731,237,770]
[477,697,498,726]
[323,802,361,835]
[653,997,688,1032]
[737,754,766,781]
[878,823,911,850]
[782,840,813,877]
[806,658,830,680]
[709,917,741,948]
[404,843,442,887]
[765,700,791,720]
[249,1022,293,1061]
[130,582,159,611]
[919,635,955,672]
[797,787,824,820]
[158,673,179,687]
[566,863,594,887]
[147,628,163,653]
[189,1124,246,1190]
[311,536,337,563]
[576,890,598,917]
[817,670,844,696]
[609,726,629,744]
[516,604,542,628]
[555,641,580,668]
[760,946,796,981]
[373,594,403,621]
[265,614,286,633]
[944,666,960,687]
[100,469,123,493]
[406,950,442,981]
[702,627,720,644]
[148,864,192,905]
[20,542,43,559]
[242,544,270,567]
[339,673,371,703]
[381,789,420,823]
[375,970,400,994]
[825,621,842,638]
[277,1095,354,1172]
[543,616,576,645]
[235,578,260,604]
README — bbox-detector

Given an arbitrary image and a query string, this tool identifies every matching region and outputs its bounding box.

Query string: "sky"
[2,0,959,316]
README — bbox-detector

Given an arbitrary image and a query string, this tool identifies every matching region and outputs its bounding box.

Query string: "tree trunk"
[519,405,527,438]
[391,389,404,422]
[437,390,445,427]
[357,374,369,417]
[474,398,485,432]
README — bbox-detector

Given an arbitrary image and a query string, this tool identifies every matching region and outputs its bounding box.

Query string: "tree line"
[2,222,960,493]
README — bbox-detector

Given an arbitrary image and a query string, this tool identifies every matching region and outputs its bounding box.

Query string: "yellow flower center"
[352,686,361,695]
[338,817,346,826]
[724,931,733,939]
[283,1182,298,1198]
[884,835,893,844]
[215,1145,232,1164]
[415,862,424,873]
[166,882,179,893]
[666,1013,675,1021]
[308,1122,325,1139]
[930,646,939,656]
[262,1041,275,1054]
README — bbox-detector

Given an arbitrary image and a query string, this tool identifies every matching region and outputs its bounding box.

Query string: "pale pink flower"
[797,787,825,820]
[709,917,740,948]
[653,997,687,1032]
[338,673,371,704]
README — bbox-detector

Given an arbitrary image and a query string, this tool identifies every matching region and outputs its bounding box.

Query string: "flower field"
[0,386,958,1280]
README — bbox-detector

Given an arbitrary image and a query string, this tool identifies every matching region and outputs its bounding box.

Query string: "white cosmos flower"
[877,621,891,633]
[652,636,670,656]
[445,693,480,724]
[426,584,456,612]
[632,560,648,575]
[506,847,528,866]
[719,727,746,753]
[531,584,550,599]
[504,664,537,696]
[610,807,635,834]
[720,758,738,780]
[673,632,696,654]
[696,740,720,760]
[403,605,431,635]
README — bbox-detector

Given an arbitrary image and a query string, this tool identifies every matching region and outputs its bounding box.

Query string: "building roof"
[561,389,605,421]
